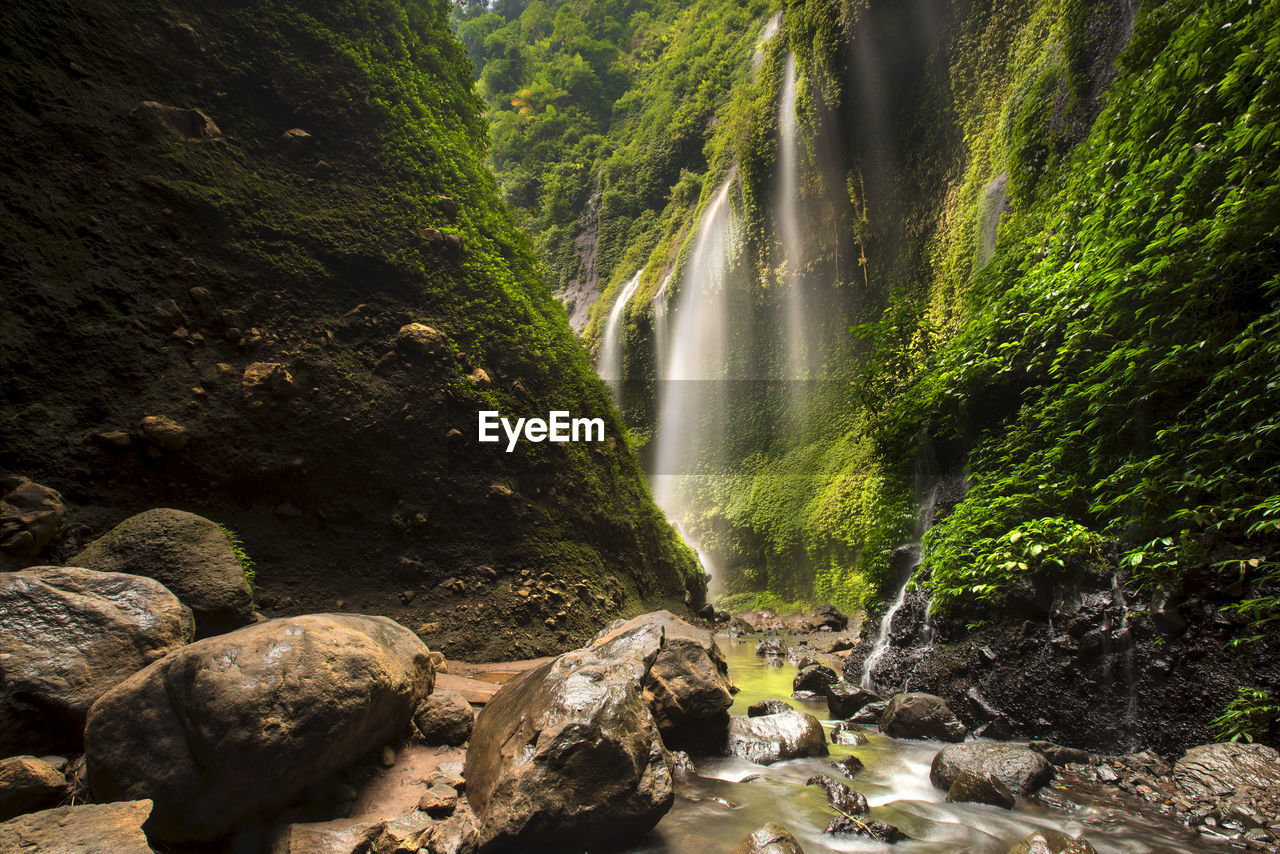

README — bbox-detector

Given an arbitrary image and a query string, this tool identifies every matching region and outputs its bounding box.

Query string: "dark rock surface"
[826,814,907,842]
[0,566,193,755]
[806,774,868,814]
[946,769,1016,808]
[1007,829,1098,853]
[748,699,793,717]
[827,683,880,719]
[930,743,1054,796]
[0,476,65,559]
[71,508,254,637]
[879,693,967,742]
[726,710,828,765]
[0,755,68,821]
[792,664,838,695]
[85,614,433,841]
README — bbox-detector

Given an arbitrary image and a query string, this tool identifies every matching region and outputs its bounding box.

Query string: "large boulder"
[0,566,194,755]
[946,770,1015,809]
[71,508,254,636]
[591,610,735,744]
[726,711,828,765]
[879,693,967,742]
[0,756,68,820]
[827,683,880,719]
[0,800,156,853]
[464,648,674,851]
[414,690,475,747]
[930,743,1054,796]
[85,614,433,841]
[0,476,65,556]
[1007,829,1098,854]
[792,664,838,695]
[732,822,806,854]
[1172,742,1280,800]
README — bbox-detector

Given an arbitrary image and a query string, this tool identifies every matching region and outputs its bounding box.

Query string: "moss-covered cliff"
[0,0,703,658]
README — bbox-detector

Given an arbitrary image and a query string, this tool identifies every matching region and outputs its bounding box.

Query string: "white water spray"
[860,547,919,691]
[597,270,643,396]
[777,52,811,389]
[753,12,782,74]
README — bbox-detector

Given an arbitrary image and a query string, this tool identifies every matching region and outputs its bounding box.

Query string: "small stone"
[417,784,458,816]
[280,128,312,155]
[139,415,188,451]
[0,755,68,820]
[437,195,459,220]
[379,746,396,768]
[747,699,792,717]
[395,322,447,357]
[413,690,474,747]
[132,101,221,140]
[468,367,491,386]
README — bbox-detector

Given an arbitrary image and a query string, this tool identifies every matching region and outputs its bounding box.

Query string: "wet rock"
[726,710,828,765]
[668,750,696,773]
[464,648,673,851]
[414,690,475,747]
[0,800,156,853]
[0,476,65,555]
[810,604,849,631]
[0,566,193,756]
[72,508,254,637]
[850,700,888,724]
[946,770,1015,808]
[805,774,868,814]
[1007,829,1098,854]
[827,683,880,719]
[591,610,734,745]
[132,101,221,140]
[826,814,907,842]
[732,821,806,854]
[792,664,838,695]
[755,637,784,657]
[139,414,189,450]
[85,615,433,842]
[931,743,1054,796]
[974,718,1014,740]
[748,699,792,717]
[1030,741,1092,767]
[830,721,869,746]
[830,754,865,777]
[1173,742,1280,800]
[0,756,68,820]
[395,322,448,357]
[879,693,967,742]
[1116,749,1172,778]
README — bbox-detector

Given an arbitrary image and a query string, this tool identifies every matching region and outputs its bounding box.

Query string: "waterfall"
[597,270,643,397]
[753,12,782,74]
[652,271,674,382]
[860,543,921,691]
[777,52,811,391]
[652,174,737,514]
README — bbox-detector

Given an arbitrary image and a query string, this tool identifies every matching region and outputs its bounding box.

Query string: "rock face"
[726,710,828,765]
[827,683,880,719]
[879,693,967,742]
[0,756,68,821]
[71,508,254,636]
[1007,829,1098,854]
[0,800,157,854]
[414,690,475,747]
[946,769,1015,808]
[0,477,64,557]
[930,743,1053,796]
[1172,742,1280,800]
[591,610,735,744]
[732,822,806,854]
[0,566,194,755]
[464,648,673,851]
[85,614,433,841]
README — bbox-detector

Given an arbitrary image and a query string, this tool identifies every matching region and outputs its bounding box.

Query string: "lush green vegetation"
[1211,687,1280,744]
[217,523,257,588]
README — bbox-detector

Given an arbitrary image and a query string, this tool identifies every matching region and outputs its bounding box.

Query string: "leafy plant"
[218,523,256,589]
[1210,687,1280,744]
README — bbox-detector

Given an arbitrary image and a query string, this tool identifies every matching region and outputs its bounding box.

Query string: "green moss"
[217,523,257,589]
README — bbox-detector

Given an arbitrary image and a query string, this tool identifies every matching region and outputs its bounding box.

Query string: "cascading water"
[752,12,782,74]
[860,545,920,691]
[652,174,737,515]
[777,52,810,390]
[651,271,674,381]
[597,269,643,397]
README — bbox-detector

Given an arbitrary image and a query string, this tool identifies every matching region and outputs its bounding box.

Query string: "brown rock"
[0,566,193,756]
[879,693,967,742]
[139,415,188,451]
[280,128,313,155]
[732,822,806,854]
[243,362,299,400]
[1007,829,1098,854]
[0,800,156,853]
[85,614,435,842]
[414,690,474,747]
[0,756,68,820]
[72,508,254,637]
[395,322,447,357]
[0,476,65,555]
[437,195,459,220]
[467,367,490,386]
[418,783,459,816]
[131,101,220,140]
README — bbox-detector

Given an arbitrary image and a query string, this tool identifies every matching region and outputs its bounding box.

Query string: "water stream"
[615,639,1229,854]
[599,270,644,397]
